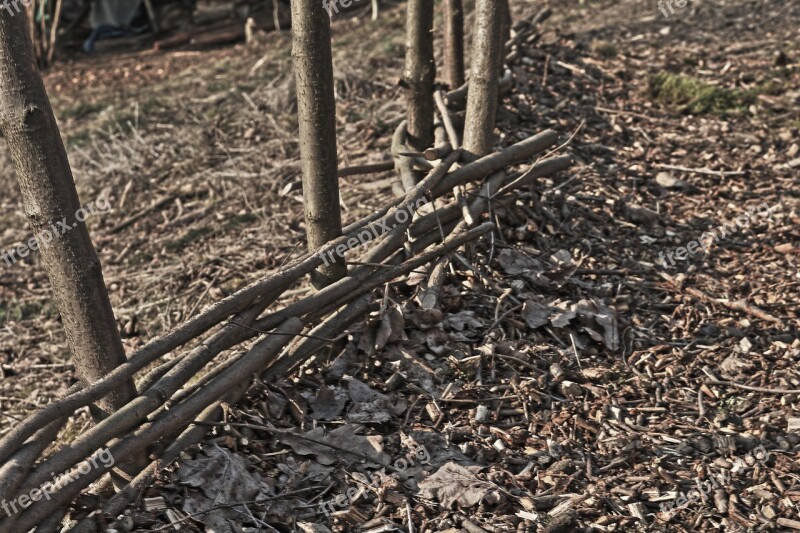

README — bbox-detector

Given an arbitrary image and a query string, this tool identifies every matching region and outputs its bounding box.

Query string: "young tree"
[500,0,512,52]
[403,0,435,151]
[291,0,347,287]
[0,6,138,421]
[443,0,465,88]
[462,0,503,159]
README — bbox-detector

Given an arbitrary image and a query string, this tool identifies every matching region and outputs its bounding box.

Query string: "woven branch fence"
[0,7,565,532]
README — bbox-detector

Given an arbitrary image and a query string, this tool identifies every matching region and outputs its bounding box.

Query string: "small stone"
[739,337,753,354]
[762,504,779,519]
[655,171,681,188]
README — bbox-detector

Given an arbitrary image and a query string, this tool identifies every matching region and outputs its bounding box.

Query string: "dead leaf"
[375,306,407,350]
[278,424,390,466]
[497,248,542,275]
[523,300,554,329]
[178,445,269,532]
[550,307,576,328]
[345,376,394,423]
[417,462,499,508]
[442,310,483,332]
[310,385,347,421]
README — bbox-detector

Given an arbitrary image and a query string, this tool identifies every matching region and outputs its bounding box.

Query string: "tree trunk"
[291,0,347,288]
[500,0,512,55]
[462,0,503,159]
[404,0,435,152]
[0,8,137,420]
[443,0,464,89]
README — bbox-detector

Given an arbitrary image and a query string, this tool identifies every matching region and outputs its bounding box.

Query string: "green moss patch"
[648,72,755,115]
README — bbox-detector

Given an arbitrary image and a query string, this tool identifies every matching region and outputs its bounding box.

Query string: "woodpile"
[0,8,569,532]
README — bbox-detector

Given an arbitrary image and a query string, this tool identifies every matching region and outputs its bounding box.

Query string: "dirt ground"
[0,0,798,531]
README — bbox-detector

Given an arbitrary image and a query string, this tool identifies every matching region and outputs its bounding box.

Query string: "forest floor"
[0,0,799,531]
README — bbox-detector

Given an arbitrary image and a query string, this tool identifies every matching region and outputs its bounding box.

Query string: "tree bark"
[403,0,435,152]
[443,0,465,89]
[462,0,504,160]
[500,0,512,58]
[291,0,347,288]
[0,8,137,419]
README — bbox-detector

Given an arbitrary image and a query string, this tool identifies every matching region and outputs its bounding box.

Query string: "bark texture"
[291,0,347,287]
[501,0,512,58]
[462,0,503,160]
[443,0,465,88]
[403,0,435,151]
[0,8,137,418]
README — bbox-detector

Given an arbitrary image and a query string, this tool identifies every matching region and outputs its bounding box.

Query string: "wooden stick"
[434,89,461,149]
[338,160,394,178]
[445,70,513,109]
[392,120,420,192]
[46,0,62,65]
[430,130,557,197]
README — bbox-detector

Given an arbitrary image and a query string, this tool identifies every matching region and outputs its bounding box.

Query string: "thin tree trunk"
[404,0,435,151]
[443,0,464,88]
[462,0,503,159]
[0,7,137,420]
[291,0,347,287]
[500,0,511,71]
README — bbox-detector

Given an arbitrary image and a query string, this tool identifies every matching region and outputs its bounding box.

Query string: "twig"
[654,163,746,176]
[705,380,800,395]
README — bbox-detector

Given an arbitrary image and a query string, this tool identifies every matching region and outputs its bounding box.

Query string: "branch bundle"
[0,9,571,530]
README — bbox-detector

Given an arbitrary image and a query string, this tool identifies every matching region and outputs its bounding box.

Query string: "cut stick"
[422,170,506,309]
[392,120,421,192]
[434,90,461,149]
[338,160,395,178]
[445,70,513,109]
[430,130,558,197]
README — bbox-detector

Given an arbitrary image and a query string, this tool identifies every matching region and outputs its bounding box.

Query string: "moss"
[648,72,755,115]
